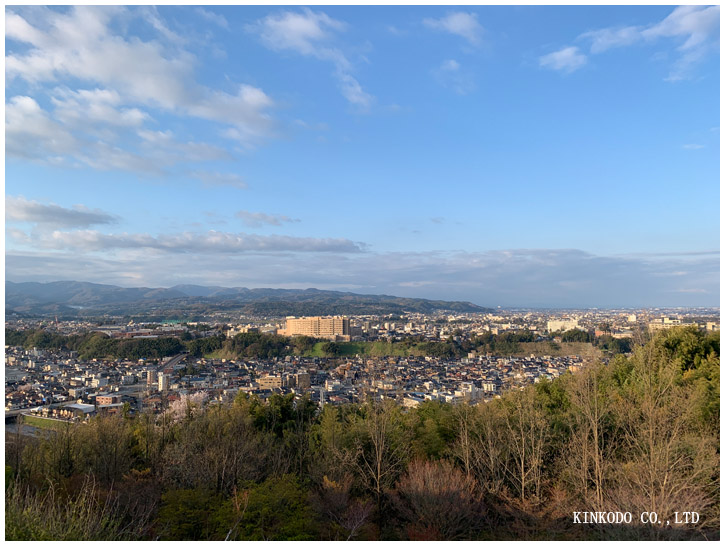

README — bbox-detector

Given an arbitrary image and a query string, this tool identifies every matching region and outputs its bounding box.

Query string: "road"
[157,352,188,375]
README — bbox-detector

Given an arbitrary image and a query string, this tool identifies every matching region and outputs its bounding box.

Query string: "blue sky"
[5,5,720,307]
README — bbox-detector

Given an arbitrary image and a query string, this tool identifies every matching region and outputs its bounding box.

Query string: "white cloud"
[579,26,641,54]
[249,8,372,109]
[6,94,166,173]
[188,170,247,189]
[137,130,230,163]
[5,6,275,150]
[51,87,149,129]
[433,59,475,94]
[423,12,484,47]
[78,142,161,174]
[293,119,329,131]
[7,229,34,245]
[28,229,364,254]
[252,8,346,55]
[7,7,191,106]
[386,25,407,36]
[6,196,118,227]
[539,46,587,73]
[682,143,705,150]
[7,95,227,174]
[579,6,720,54]
[576,6,720,80]
[195,8,229,30]
[7,91,235,176]
[235,210,300,228]
[186,85,275,143]
[641,6,719,51]
[336,72,373,108]
[5,95,80,162]
[136,5,186,46]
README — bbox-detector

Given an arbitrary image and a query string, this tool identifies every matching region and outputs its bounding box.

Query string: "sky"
[4,5,721,308]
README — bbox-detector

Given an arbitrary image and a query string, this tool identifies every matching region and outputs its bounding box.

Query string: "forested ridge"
[6,280,488,317]
[5,327,719,540]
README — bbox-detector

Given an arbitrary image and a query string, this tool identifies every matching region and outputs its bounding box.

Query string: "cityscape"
[4,4,720,542]
[5,307,720,417]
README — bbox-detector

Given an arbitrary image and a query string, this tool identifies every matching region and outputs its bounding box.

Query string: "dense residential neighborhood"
[6,308,718,421]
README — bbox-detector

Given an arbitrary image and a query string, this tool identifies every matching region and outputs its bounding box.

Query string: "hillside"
[5,281,491,318]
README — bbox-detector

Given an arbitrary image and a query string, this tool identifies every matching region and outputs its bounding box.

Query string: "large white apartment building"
[278,316,350,341]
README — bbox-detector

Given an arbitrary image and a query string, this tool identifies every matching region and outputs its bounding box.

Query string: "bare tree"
[604,342,717,538]
[352,400,412,532]
[45,419,76,480]
[77,414,133,486]
[392,459,483,540]
[451,402,509,496]
[6,475,148,540]
[503,387,549,502]
[161,404,271,494]
[451,403,476,479]
[566,364,611,508]
[311,474,374,540]
[224,487,250,541]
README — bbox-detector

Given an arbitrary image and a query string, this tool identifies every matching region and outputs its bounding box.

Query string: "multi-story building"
[648,317,682,332]
[278,316,350,341]
[258,375,283,390]
[158,373,169,392]
[294,372,311,389]
[547,318,579,332]
[96,394,122,406]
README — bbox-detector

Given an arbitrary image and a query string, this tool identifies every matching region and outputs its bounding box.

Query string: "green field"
[304,341,415,358]
[19,414,73,431]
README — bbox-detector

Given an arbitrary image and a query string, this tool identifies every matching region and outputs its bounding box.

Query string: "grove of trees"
[6,325,635,364]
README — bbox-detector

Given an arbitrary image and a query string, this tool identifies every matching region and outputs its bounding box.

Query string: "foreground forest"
[5,327,719,540]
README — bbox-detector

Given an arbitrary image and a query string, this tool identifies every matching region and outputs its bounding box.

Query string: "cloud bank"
[7,196,118,228]
[6,247,718,308]
[236,210,301,228]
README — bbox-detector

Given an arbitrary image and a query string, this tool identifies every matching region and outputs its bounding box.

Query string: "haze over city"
[5,5,720,308]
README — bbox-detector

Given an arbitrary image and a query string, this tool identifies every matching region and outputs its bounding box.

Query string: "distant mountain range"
[5,281,491,319]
